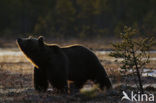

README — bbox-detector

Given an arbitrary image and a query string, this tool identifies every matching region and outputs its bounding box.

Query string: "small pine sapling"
[109,26,153,93]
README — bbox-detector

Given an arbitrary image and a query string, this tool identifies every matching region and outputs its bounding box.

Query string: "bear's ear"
[38,36,44,47]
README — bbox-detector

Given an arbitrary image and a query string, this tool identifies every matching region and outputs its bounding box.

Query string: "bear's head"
[16,36,44,68]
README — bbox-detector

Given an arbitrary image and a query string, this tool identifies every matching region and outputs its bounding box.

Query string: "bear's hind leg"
[94,71,112,90]
[34,67,48,92]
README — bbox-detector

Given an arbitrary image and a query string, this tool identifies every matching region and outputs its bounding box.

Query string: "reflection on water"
[95,50,156,61]
[95,50,156,54]
[142,69,156,77]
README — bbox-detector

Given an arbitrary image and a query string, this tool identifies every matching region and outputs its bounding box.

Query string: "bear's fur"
[16,36,112,93]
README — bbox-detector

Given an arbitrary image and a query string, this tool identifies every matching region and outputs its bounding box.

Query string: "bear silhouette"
[16,36,112,93]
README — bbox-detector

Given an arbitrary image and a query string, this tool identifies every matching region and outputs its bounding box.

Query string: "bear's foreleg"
[34,67,49,92]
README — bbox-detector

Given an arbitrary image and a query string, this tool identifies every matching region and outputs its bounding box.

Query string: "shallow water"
[142,69,156,77]
[95,50,156,61]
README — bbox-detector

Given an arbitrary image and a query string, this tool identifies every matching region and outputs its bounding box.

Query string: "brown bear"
[16,36,112,93]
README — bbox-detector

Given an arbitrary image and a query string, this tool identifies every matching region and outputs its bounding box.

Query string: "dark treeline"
[0,0,156,38]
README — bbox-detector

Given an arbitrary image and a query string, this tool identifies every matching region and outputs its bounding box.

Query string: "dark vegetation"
[0,0,156,39]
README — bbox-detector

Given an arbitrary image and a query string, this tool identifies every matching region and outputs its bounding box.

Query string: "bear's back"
[62,45,97,63]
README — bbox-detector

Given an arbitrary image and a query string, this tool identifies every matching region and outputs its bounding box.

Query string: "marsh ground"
[0,40,156,103]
